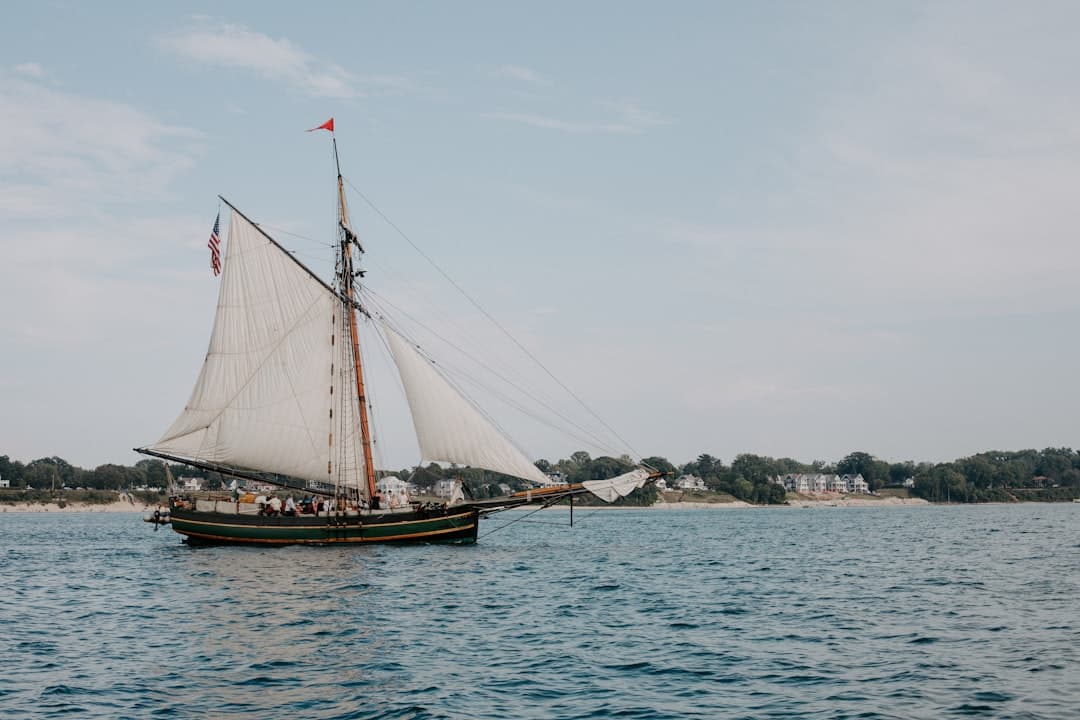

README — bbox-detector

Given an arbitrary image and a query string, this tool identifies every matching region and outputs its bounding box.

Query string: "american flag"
[207,212,221,276]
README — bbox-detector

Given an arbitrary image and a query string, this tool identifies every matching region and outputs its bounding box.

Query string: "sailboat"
[136,124,658,545]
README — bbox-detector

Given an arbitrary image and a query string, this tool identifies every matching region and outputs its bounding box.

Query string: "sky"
[2,1,1078,471]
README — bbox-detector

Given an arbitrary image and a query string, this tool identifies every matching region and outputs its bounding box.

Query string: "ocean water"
[0,504,1077,719]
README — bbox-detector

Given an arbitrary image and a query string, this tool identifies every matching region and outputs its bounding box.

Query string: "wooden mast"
[332,135,378,502]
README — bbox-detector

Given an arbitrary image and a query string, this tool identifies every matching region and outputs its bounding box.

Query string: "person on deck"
[284,496,296,516]
[268,496,282,516]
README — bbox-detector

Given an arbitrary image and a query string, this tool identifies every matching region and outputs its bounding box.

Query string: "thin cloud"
[491,112,631,134]
[495,64,552,86]
[0,72,204,335]
[0,76,200,218]
[158,22,359,98]
[492,99,670,134]
[599,99,669,130]
[13,62,45,78]
[782,16,1080,311]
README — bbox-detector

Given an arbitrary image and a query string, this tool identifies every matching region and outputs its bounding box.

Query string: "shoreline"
[0,500,153,513]
[6,496,1077,513]
[783,496,930,508]
[535,497,934,510]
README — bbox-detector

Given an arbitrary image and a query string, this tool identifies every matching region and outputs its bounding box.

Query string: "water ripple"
[0,505,1077,718]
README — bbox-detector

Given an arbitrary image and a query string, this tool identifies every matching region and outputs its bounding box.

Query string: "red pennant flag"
[307,117,334,133]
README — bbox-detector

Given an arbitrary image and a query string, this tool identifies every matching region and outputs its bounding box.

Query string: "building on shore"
[773,473,870,495]
[180,476,204,492]
[543,471,569,487]
[675,474,706,491]
[842,473,870,494]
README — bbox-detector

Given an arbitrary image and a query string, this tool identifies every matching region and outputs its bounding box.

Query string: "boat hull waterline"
[169,506,480,545]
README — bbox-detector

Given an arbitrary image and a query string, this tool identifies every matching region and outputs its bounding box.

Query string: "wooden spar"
[133,447,337,497]
[333,137,378,502]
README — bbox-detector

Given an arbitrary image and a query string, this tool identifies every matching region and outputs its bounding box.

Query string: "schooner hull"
[169,506,479,545]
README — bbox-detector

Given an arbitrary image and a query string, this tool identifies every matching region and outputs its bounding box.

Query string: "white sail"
[583,467,652,503]
[383,323,551,485]
[148,209,365,488]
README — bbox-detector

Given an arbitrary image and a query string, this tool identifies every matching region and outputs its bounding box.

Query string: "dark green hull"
[169,505,479,545]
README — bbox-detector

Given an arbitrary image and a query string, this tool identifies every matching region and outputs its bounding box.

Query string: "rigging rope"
[360,286,621,456]
[343,176,642,461]
[478,500,563,539]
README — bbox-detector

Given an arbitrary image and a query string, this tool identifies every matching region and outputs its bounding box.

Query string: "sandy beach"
[650,500,755,509]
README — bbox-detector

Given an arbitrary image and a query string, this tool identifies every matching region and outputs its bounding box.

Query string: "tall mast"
[333,136,378,501]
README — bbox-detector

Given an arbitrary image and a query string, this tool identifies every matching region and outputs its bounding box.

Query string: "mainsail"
[383,323,551,485]
[148,208,365,489]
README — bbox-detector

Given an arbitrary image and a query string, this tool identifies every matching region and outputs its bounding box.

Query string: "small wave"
[972,691,1013,703]
[948,703,997,715]
[908,636,939,645]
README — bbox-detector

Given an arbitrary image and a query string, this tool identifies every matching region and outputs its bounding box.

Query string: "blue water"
[1,504,1077,719]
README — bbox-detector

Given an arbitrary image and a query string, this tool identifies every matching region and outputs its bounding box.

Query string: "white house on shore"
[375,476,410,509]
[543,471,569,487]
[842,474,869,494]
[181,476,204,492]
[773,473,870,495]
[433,479,458,498]
[675,474,706,491]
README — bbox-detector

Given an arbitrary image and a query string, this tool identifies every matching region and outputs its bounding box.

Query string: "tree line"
[666,448,1080,504]
[2,446,1078,505]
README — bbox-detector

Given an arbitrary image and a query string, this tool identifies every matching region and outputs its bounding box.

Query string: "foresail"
[582,468,653,503]
[383,323,551,485]
[148,209,365,489]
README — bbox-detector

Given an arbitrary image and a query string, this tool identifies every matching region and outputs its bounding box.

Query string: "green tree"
[641,456,676,475]
[136,459,167,488]
[0,455,25,487]
[836,451,874,478]
[731,454,773,485]
[887,461,915,487]
[570,451,591,468]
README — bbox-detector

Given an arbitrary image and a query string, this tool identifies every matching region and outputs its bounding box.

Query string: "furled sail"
[148,209,365,488]
[383,323,551,485]
[583,467,653,502]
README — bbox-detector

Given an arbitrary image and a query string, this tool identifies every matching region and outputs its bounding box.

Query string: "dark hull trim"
[169,506,479,545]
